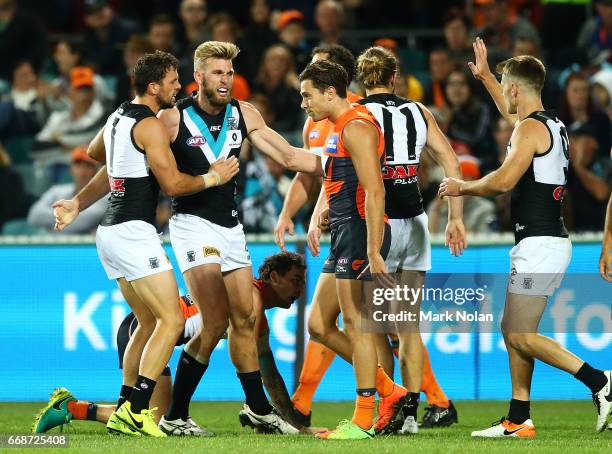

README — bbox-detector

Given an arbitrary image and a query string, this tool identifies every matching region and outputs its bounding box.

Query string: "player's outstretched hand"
[274,213,295,251]
[307,223,322,257]
[52,199,79,231]
[210,156,239,185]
[446,218,467,257]
[599,241,612,282]
[468,37,493,81]
[438,177,464,198]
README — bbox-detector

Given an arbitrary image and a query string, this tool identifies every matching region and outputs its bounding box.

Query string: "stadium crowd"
[0,0,610,235]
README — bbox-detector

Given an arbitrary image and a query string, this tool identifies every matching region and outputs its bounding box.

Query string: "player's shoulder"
[117,101,156,122]
[175,95,195,111]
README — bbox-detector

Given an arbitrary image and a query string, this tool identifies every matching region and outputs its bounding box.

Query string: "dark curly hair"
[258,252,306,282]
[133,50,179,96]
[299,60,348,98]
[311,44,356,83]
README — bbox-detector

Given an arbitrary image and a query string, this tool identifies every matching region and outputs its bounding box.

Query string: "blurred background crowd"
[0,0,610,236]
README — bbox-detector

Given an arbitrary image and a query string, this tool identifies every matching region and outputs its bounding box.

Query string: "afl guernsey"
[322,106,386,227]
[171,96,248,227]
[358,93,428,219]
[510,110,569,244]
[100,102,159,227]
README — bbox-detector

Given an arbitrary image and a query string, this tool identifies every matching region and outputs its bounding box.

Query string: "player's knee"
[231,309,256,334]
[308,318,332,343]
[158,310,184,336]
[504,332,531,351]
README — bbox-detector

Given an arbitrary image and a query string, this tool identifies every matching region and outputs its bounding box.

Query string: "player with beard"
[156,41,320,435]
[51,51,239,437]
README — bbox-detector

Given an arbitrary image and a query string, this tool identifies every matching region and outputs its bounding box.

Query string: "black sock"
[117,384,132,409]
[575,362,608,394]
[405,392,420,417]
[128,375,156,413]
[166,350,208,420]
[508,398,530,424]
[86,403,98,421]
[238,371,273,416]
[356,388,376,397]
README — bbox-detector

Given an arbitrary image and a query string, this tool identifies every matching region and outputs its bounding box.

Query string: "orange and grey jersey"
[510,110,569,244]
[322,106,386,227]
[358,93,428,219]
[101,102,160,227]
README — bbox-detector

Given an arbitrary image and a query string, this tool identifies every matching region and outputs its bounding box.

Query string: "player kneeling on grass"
[33,252,320,435]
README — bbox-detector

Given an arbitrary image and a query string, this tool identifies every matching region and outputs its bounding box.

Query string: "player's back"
[359,93,428,219]
[170,95,248,227]
[322,106,385,227]
[101,101,160,227]
[510,110,569,244]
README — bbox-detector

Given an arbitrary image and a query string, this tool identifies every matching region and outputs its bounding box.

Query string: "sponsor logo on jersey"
[109,178,126,196]
[309,129,320,140]
[338,257,349,265]
[210,125,222,132]
[336,265,347,273]
[187,250,196,262]
[149,257,160,269]
[325,134,338,154]
[203,246,220,257]
[382,164,419,180]
[232,210,238,217]
[187,136,207,147]
[515,223,525,232]
[227,117,239,130]
[552,186,565,201]
[522,277,533,290]
[351,259,365,271]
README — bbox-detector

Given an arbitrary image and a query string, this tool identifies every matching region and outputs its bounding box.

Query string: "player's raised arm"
[468,37,519,125]
[241,101,323,175]
[343,119,387,274]
[418,103,467,256]
[135,117,239,197]
[600,194,612,282]
[439,119,542,198]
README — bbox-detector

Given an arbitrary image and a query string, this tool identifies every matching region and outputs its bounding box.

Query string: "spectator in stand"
[207,12,257,83]
[443,8,473,67]
[0,61,47,142]
[473,0,538,58]
[560,71,612,158]
[115,35,155,104]
[179,0,210,56]
[244,0,277,67]
[276,10,310,73]
[445,68,495,173]
[577,0,612,65]
[313,0,359,54]
[428,155,496,233]
[34,67,105,154]
[566,125,612,231]
[0,143,33,231]
[27,146,107,233]
[0,0,47,81]
[46,39,113,112]
[425,47,454,108]
[373,38,424,102]
[253,44,303,135]
[591,68,612,118]
[82,0,141,75]
[148,14,181,55]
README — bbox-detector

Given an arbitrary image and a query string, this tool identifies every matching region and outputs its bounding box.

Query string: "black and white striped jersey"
[510,110,569,244]
[100,102,160,227]
[358,93,428,219]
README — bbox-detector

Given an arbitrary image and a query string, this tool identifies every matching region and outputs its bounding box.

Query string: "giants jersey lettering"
[171,96,248,227]
[359,93,428,219]
[322,107,385,227]
[100,102,159,227]
[510,111,569,244]
[305,91,362,154]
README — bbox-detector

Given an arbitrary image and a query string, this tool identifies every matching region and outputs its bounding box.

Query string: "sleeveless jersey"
[100,102,159,227]
[171,96,248,227]
[322,106,386,227]
[510,110,569,244]
[359,93,428,219]
[304,91,362,153]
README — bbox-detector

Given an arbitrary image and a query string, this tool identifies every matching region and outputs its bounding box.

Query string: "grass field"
[1,400,610,453]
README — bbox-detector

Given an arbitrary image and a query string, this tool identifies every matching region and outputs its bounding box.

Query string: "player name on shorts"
[372,310,494,323]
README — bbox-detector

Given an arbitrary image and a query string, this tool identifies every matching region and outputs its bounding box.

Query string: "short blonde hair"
[194,41,239,71]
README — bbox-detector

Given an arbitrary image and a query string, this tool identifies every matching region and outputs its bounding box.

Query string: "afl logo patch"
[552,186,565,201]
[187,136,206,147]
[309,129,320,140]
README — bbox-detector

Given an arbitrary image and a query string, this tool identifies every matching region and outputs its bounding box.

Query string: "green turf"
[0,400,610,453]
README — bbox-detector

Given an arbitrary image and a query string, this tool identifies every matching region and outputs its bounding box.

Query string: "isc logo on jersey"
[187,136,207,147]
[325,134,338,154]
